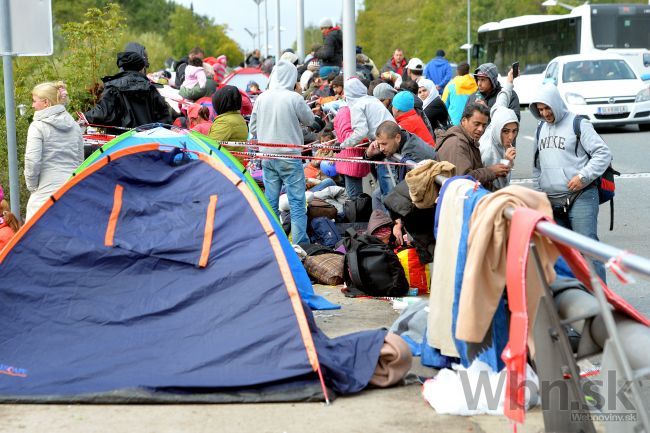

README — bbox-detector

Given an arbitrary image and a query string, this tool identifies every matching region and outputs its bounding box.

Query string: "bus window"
[591,5,650,49]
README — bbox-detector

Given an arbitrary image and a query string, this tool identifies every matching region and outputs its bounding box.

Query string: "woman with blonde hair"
[24,81,83,220]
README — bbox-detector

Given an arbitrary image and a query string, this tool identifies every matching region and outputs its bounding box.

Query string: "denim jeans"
[262,159,309,245]
[344,175,364,199]
[310,177,337,192]
[376,165,398,196]
[372,187,388,213]
[554,185,607,282]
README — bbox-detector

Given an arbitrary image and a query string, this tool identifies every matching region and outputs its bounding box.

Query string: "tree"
[167,5,243,66]
[291,26,324,56]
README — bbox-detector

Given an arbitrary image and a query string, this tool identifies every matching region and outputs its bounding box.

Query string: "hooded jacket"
[435,125,496,187]
[124,42,149,69]
[466,63,520,121]
[174,56,190,88]
[84,70,172,132]
[442,74,478,125]
[423,56,453,91]
[315,27,343,67]
[395,109,435,145]
[249,60,315,154]
[341,78,395,148]
[479,82,518,190]
[530,83,611,197]
[24,104,84,220]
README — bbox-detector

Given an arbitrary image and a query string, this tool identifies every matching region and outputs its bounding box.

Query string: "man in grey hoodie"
[530,82,612,280]
[250,60,317,245]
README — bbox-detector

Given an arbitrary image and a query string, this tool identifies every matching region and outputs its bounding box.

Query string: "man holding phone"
[465,62,521,121]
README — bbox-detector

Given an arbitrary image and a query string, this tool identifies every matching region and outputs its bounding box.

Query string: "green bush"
[1,2,243,218]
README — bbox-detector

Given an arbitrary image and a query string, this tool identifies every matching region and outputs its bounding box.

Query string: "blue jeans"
[344,175,364,199]
[372,187,388,213]
[262,159,309,245]
[554,186,607,282]
[377,165,398,196]
[310,178,336,192]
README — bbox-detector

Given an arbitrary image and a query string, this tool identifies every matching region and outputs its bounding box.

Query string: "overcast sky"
[173,0,363,55]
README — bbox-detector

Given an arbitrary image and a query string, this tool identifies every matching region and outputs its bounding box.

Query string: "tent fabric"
[0,145,384,402]
[76,128,337,311]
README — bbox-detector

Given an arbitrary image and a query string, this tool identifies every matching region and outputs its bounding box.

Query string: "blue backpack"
[310,217,341,248]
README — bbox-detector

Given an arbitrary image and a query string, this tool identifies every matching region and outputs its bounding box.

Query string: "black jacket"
[84,71,172,132]
[315,28,343,67]
[383,180,435,264]
[246,54,261,67]
[423,98,451,131]
[174,57,189,88]
[467,84,521,121]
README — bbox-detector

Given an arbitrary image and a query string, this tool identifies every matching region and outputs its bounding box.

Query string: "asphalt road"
[512,110,650,314]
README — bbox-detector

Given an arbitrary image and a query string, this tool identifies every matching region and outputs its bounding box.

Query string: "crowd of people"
[7,16,613,281]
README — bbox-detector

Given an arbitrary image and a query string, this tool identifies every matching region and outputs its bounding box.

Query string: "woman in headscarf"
[417,78,451,132]
[208,85,249,165]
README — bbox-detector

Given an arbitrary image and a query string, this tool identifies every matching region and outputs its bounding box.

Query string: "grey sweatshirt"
[530,83,611,198]
[341,77,395,148]
[249,60,315,155]
[479,82,518,190]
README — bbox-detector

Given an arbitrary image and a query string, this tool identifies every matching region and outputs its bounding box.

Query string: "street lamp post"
[296,0,304,62]
[541,0,576,11]
[264,0,269,58]
[467,0,471,65]
[343,0,356,80]
[275,0,281,60]
[253,0,262,50]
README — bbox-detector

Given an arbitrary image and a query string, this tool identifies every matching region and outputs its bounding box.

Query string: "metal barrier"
[432,175,650,432]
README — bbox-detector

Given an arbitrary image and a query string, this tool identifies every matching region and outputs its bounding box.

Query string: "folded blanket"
[369,332,413,387]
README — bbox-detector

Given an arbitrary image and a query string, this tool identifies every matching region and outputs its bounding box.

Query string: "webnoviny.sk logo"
[0,364,27,378]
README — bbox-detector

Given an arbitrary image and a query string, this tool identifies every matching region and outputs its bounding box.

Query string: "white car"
[541,53,650,131]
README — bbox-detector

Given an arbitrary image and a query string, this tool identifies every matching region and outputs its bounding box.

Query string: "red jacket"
[0,223,14,251]
[395,110,435,146]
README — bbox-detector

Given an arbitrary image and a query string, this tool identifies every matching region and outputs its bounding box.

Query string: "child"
[246,81,261,95]
[0,186,21,250]
[179,57,207,101]
[188,105,212,135]
[305,129,337,191]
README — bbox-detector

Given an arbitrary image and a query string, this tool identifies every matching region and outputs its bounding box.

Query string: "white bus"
[474,3,650,104]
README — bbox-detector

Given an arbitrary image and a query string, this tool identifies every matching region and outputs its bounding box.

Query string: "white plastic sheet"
[422,360,539,416]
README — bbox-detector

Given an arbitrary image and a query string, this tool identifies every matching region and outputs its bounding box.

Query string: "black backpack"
[343,193,372,223]
[342,228,409,297]
[535,115,620,230]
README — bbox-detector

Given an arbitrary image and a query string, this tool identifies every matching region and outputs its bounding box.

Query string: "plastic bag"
[422,360,539,416]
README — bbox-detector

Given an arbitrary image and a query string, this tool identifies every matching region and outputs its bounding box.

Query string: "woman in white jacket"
[24,82,83,220]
